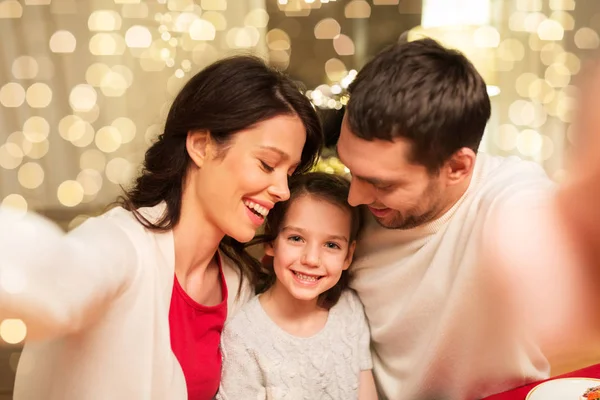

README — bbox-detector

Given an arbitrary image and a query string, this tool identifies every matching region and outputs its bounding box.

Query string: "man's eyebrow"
[355,175,395,186]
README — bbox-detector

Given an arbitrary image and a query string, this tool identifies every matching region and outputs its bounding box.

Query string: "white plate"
[526,377,600,400]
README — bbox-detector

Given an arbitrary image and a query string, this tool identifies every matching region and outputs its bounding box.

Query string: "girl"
[0,56,322,400]
[218,172,378,400]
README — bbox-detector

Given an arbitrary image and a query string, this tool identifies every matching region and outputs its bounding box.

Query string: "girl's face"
[186,114,306,243]
[265,194,356,303]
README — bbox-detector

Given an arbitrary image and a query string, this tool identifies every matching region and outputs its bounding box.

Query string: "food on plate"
[582,385,600,399]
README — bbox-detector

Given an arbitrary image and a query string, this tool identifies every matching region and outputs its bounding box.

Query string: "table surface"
[482,363,600,400]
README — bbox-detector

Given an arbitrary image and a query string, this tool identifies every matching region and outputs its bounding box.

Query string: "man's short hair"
[346,38,491,172]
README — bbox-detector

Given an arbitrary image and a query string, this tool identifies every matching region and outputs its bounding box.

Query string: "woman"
[0,56,323,399]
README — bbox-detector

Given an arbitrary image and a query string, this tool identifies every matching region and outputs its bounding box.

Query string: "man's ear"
[186,130,212,168]
[442,147,476,186]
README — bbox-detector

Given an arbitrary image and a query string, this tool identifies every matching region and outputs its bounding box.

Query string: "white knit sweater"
[217,290,372,400]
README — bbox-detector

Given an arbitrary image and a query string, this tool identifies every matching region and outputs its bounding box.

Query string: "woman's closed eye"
[260,160,275,172]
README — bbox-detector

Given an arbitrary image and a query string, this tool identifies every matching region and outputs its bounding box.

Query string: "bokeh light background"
[0,0,599,396]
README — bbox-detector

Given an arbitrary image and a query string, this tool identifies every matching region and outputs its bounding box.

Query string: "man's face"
[336,116,446,230]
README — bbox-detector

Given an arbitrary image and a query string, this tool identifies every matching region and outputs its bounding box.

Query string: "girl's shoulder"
[333,289,364,313]
[222,295,263,338]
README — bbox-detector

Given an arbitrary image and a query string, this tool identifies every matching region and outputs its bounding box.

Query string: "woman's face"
[189,114,307,243]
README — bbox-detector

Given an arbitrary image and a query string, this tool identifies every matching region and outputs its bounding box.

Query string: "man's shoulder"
[474,154,555,208]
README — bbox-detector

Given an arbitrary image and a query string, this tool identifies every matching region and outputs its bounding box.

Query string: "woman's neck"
[260,281,329,337]
[173,187,224,280]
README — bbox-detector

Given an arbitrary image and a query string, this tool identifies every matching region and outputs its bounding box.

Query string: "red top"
[483,363,600,399]
[169,258,228,400]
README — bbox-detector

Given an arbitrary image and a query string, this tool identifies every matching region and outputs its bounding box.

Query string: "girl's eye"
[288,235,303,242]
[325,242,341,250]
[260,161,275,172]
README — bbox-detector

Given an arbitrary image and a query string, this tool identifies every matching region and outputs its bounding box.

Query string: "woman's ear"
[264,242,274,257]
[186,130,212,168]
[343,241,356,271]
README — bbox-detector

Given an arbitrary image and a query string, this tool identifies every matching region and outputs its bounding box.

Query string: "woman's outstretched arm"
[0,206,138,340]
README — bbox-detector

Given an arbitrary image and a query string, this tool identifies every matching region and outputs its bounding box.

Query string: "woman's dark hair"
[117,55,323,293]
[247,172,363,310]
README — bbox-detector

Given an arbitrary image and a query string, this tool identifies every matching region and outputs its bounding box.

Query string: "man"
[336,38,556,399]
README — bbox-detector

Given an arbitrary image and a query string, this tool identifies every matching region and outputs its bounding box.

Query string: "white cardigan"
[0,203,253,400]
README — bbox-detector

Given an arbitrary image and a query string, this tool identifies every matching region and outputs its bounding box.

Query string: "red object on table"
[483,363,600,400]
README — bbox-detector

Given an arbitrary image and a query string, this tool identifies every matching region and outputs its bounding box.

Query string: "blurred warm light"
[333,34,355,56]
[537,19,564,41]
[0,0,23,18]
[0,143,23,170]
[18,162,45,190]
[12,56,38,79]
[540,135,555,161]
[549,0,575,11]
[345,0,371,18]
[545,63,571,88]
[112,118,137,144]
[409,0,500,97]
[574,27,600,49]
[550,11,574,30]
[245,9,269,28]
[0,319,27,344]
[498,38,525,62]
[422,0,489,28]
[71,121,96,148]
[525,12,546,33]
[516,0,542,12]
[1,194,28,213]
[201,0,226,11]
[325,58,347,82]
[23,116,50,144]
[36,56,55,80]
[57,180,85,207]
[106,158,135,185]
[226,26,260,48]
[314,18,341,39]
[88,10,122,31]
[26,83,53,108]
[122,3,149,18]
[267,29,290,50]
[80,149,107,172]
[77,169,104,196]
[49,30,77,53]
[203,11,227,31]
[125,25,153,48]
[69,84,98,112]
[189,19,216,40]
[473,26,500,48]
[517,129,543,157]
[95,126,122,153]
[0,83,26,107]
